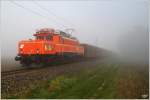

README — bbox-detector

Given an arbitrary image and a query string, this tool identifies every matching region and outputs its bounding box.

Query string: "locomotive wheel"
[21,57,32,67]
[29,63,44,68]
[21,61,32,67]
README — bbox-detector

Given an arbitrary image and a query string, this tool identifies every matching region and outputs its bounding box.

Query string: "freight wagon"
[81,44,109,58]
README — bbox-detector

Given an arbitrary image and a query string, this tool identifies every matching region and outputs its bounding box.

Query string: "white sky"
[0,0,148,58]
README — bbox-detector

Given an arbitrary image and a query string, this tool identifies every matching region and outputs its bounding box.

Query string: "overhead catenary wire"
[32,0,77,32]
[32,0,87,35]
[9,0,85,36]
[33,0,74,27]
[9,1,67,29]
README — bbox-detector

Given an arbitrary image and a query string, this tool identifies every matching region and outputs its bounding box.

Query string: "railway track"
[1,57,99,77]
[1,68,31,77]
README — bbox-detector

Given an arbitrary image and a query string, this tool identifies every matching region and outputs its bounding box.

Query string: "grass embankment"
[24,63,119,99]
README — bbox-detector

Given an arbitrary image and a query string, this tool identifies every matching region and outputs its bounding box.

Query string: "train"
[15,28,109,66]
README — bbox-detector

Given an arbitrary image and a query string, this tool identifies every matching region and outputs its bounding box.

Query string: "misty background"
[1,0,149,71]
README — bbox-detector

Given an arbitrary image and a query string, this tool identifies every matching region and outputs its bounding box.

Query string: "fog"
[1,0,149,71]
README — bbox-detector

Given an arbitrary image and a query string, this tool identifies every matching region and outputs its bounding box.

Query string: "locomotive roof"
[33,33,53,36]
[34,28,77,40]
[33,28,55,36]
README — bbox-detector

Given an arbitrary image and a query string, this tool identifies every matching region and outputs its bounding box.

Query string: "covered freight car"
[81,44,110,58]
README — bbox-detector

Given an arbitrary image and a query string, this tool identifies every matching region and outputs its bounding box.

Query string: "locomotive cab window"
[36,36,44,40]
[46,35,52,40]
[36,35,52,41]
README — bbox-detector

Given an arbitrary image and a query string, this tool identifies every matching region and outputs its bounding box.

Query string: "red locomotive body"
[15,28,84,66]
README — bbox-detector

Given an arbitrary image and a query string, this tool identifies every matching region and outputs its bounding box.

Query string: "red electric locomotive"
[15,28,84,66]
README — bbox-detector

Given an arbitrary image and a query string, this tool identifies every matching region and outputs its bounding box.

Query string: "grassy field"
[6,61,149,99]
[25,63,119,99]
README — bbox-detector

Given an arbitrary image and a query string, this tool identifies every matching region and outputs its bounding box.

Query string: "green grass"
[24,63,120,99]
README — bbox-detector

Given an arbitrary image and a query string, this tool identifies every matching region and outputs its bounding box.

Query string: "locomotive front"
[15,28,56,66]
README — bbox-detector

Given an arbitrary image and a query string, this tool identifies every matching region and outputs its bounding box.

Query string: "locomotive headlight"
[36,49,39,53]
[20,44,24,49]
